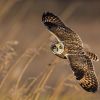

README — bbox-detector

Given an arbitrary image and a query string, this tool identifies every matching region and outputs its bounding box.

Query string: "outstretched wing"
[42,12,83,47]
[68,54,98,92]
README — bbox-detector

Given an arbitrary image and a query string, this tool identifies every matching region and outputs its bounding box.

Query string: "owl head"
[50,42,64,55]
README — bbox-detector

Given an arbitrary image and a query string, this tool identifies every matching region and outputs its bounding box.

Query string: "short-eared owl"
[42,12,99,92]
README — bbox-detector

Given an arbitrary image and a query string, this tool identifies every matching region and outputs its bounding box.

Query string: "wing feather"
[68,54,98,92]
[42,12,83,47]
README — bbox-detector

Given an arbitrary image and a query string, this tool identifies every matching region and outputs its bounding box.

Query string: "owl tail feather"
[85,51,99,62]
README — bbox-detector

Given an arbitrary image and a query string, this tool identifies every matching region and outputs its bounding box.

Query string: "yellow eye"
[59,45,62,49]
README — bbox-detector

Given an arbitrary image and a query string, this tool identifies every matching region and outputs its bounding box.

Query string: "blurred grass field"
[0,0,100,100]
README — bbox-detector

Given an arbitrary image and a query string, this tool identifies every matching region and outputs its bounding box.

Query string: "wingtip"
[90,87,98,93]
[42,12,45,22]
[42,11,54,16]
[82,83,98,93]
[42,12,57,29]
[42,12,50,20]
[42,11,55,22]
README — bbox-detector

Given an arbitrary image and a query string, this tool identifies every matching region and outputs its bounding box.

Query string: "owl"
[42,12,99,92]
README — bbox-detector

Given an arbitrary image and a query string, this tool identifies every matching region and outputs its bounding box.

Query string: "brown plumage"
[42,12,99,92]
[86,51,99,62]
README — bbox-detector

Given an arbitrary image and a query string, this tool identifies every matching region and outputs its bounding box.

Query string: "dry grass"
[49,75,66,100]
[0,41,17,86]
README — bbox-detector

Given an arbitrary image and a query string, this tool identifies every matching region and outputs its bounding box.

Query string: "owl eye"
[53,46,57,49]
[59,45,62,49]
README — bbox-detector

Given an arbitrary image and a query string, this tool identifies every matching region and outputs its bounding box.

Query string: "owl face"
[50,42,64,55]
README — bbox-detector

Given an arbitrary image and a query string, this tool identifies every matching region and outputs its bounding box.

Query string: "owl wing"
[42,12,83,47]
[68,54,98,92]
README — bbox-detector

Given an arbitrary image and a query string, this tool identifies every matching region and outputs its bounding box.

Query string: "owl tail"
[42,12,65,28]
[79,71,98,93]
[86,51,99,62]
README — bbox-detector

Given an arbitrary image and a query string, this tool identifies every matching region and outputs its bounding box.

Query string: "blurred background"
[0,0,100,100]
